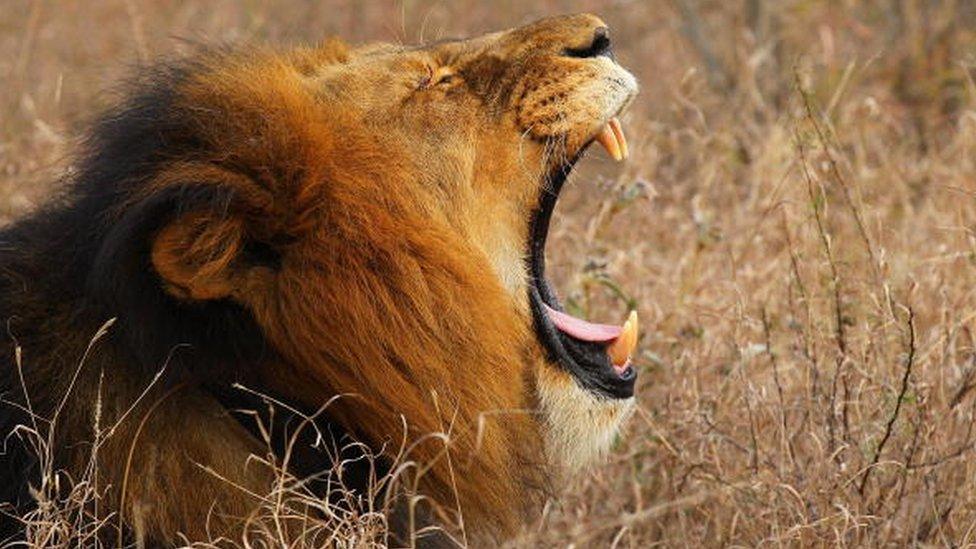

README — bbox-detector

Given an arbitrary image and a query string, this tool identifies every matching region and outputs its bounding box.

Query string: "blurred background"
[4,1,976,546]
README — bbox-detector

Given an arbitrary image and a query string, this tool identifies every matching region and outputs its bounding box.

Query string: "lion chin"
[537,365,637,475]
[0,13,639,547]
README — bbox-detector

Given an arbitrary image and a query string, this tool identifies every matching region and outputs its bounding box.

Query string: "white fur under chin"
[536,367,635,475]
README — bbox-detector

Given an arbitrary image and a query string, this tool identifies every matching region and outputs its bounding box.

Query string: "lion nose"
[564,26,613,59]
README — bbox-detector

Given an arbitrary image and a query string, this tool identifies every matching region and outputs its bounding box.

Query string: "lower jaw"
[536,363,637,474]
[528,284,637,399]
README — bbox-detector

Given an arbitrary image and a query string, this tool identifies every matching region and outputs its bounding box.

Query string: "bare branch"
[859,307,916,496]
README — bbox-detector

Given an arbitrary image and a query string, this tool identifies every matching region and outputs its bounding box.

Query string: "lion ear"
[87,182,276,372]
[92,182,275,306]
[150,210,248,301]
[146,185,281,303]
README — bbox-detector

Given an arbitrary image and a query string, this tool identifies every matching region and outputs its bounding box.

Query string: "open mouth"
[527,117,638,400]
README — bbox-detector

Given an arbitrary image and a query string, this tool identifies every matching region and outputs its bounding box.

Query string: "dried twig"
[794,125,849,455]
[762,306,796,470]
[795,71,879,272]
[670,0,731,90]
[859,307,916,496]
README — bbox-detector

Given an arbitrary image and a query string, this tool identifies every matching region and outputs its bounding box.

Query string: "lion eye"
[418,66,456,90]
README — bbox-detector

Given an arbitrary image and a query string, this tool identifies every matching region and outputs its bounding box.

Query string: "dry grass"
[6,370,399,548]
[4,0,976,546]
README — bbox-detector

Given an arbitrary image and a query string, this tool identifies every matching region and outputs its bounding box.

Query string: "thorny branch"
[859,307,916,496]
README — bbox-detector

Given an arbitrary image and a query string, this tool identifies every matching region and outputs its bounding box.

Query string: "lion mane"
[0,14,638,546]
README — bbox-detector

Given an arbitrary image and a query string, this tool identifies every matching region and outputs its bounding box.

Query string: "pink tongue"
[543,303,622,343]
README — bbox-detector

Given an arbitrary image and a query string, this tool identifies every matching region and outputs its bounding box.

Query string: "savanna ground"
[3,0,976,546]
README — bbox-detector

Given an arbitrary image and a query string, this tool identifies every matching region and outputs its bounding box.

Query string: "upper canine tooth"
[608,117,628,160]
[595,123,624,162]
[607,310,639,366]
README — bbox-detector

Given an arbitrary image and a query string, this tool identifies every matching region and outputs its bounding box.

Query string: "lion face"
[298,14,637,298]
[310,14,642,469]
[143,13,638,529]
[301,14,639,469]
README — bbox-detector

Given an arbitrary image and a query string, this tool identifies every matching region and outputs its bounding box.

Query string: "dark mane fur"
[0,52,334,543]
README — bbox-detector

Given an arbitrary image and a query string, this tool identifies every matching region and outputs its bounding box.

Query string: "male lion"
[0,13,639,547]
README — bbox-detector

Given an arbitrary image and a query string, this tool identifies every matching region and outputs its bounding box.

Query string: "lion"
[0,13,639,546]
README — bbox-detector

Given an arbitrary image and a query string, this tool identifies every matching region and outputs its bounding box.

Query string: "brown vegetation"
[3,0,976,546]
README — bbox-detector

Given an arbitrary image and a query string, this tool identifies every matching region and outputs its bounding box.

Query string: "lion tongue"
[595,117,629,161]
[543,305,639,367]
[542,303,623,343]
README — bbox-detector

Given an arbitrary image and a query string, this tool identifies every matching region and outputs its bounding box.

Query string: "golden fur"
[0,14,638,546]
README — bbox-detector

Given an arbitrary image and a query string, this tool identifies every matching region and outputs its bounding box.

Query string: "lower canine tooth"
[595,123,624,161]
[607,310,639,366]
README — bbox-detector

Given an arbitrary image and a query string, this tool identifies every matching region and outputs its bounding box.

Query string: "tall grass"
[3,0,976,546]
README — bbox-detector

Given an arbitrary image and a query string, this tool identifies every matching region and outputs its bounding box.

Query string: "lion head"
[1,13,639,545]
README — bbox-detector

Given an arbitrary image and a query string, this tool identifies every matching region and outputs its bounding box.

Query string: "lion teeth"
[595,117,628,162]
[609,117,628,159]
[607,310,638,366]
